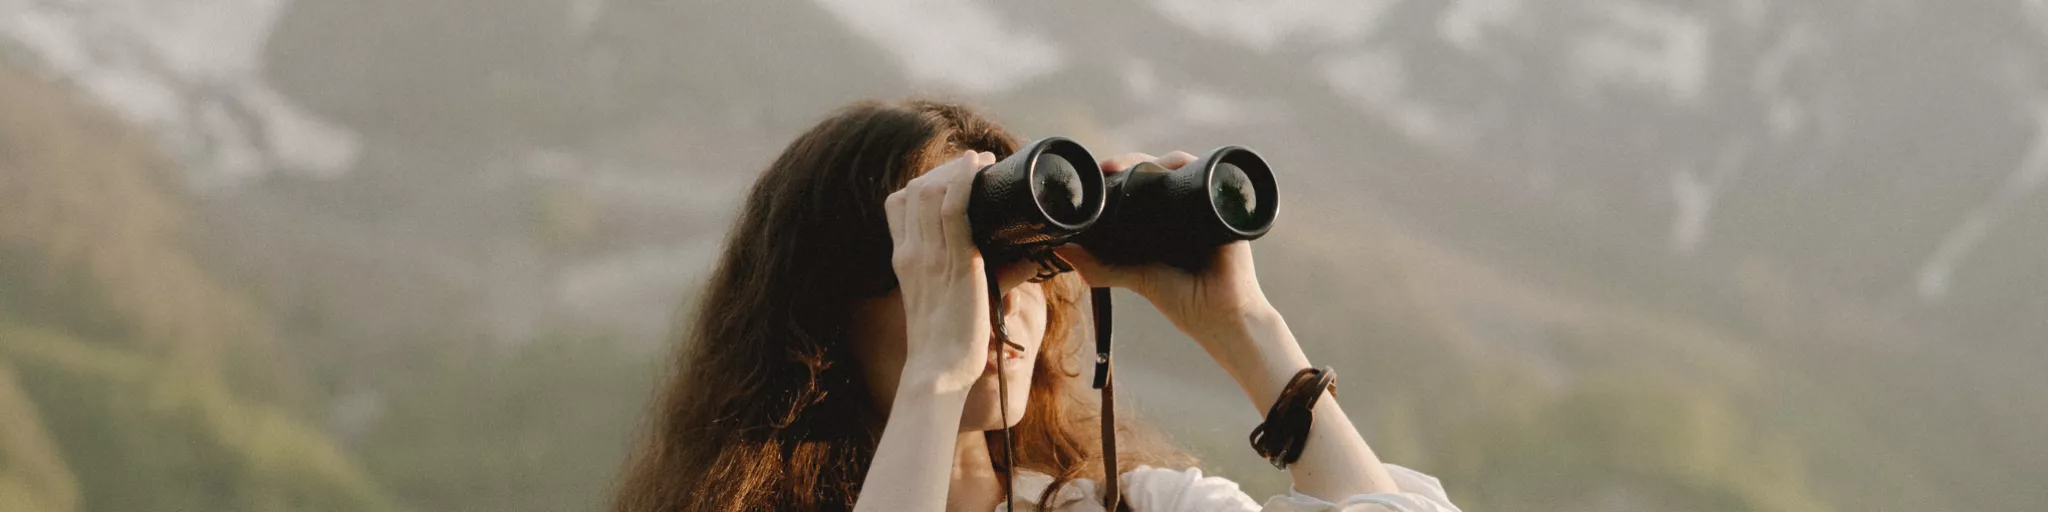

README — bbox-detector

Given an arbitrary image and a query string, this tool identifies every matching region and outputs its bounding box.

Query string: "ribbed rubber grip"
[968,137,1105,259]
[1074,146,1279,272]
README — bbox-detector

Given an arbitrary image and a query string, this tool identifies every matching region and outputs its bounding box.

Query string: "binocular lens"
[1070,146,1277,271]
[1032,152,1090,225]
[966,138,1276,272]
[1211,162,1260,232]
[968,137,1106,255]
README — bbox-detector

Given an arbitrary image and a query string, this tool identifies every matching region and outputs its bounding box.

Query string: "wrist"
[1182,300,1279,348]
[888,369,972,417]
[1194,306,1314,407]
[1167,292,1274,337]
[895,361,980,398]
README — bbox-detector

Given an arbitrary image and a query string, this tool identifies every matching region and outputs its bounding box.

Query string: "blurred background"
[2,0,2045,511]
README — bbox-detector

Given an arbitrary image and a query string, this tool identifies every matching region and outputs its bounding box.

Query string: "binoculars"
[967,137,1282,509]
[967,137,1279,272]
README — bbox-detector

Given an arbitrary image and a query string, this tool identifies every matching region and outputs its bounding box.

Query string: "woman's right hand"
[884,150,998,395]
[1054,152,1276,344]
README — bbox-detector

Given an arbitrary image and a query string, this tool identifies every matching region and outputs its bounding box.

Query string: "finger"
[916,151,977,245]
[1156,151,1199,170]
[1099,152,1157,175]
[913,175,948,255]
[992,259,1038,291]
[902,158,952,254]
[1218,239,1256,271]
[938,151,986,246]
[1051,245,1126,289]
[898,183,927,258]
[884,190,908,245]
[919,150,975,184]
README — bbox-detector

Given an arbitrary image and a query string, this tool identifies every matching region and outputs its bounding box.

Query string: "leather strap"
[1248,367,1336,469]
[1091,287,1120,510]
[986,259,1120,510]
[986,269,1020,511]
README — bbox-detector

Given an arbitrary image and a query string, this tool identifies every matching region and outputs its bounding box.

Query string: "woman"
[612,100,1460,511]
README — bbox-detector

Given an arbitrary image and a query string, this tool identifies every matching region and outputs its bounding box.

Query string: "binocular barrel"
[1075,146,1278,271]
[967,139,1279,271]
[968,137,1107,256]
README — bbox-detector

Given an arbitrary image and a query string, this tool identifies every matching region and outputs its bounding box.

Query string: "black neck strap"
[1091,286,1121,510]
[986,251,1120,511]
[985,268,1020,511]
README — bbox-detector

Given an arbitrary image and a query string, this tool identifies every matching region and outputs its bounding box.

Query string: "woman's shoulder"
[1121,466,1263,510]
[1011,464,1459,512]
[1012,465,1257,511]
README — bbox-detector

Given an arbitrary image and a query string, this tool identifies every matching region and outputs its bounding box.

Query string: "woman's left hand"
[1051,151,1277,350]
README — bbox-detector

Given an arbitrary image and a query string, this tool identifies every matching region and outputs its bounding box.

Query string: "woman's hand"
[857,151,1003,512]
[884,150,998,394]
[1055,152,1405,500]
[1052,152,1277,346]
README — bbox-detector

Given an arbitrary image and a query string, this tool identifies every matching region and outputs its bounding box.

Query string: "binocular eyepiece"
[966,137,1280,271]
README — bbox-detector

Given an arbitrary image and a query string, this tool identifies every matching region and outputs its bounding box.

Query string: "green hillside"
[0,58,391,512]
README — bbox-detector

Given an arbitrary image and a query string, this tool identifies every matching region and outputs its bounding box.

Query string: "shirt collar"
[1003,469,1105,511]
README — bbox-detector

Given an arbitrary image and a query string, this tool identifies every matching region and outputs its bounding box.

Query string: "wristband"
[1248,366,1336,469]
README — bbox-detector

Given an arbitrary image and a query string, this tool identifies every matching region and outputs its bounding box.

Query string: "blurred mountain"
[2,0,2045,511]
[0,57,388,512]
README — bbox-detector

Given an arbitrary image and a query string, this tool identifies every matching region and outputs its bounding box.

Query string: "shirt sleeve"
[1120,466,1260,512]
[1117,465,1461,512]
[1260,464,1463,512]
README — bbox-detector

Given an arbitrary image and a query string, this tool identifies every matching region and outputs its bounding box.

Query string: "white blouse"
[999,464,1461,512]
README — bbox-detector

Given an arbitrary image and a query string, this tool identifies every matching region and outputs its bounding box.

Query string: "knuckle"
[914,254,946,273]
[1103,153,1156,173]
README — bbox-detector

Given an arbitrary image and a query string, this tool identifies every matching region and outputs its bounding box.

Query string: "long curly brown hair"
[611,99,1193,511]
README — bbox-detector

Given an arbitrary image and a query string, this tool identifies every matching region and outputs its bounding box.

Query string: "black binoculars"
[969,138,1281,508]
[966,136,1279,272]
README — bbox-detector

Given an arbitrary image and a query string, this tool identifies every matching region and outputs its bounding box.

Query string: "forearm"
[1192,307,1401,500]
[853,378,968,512]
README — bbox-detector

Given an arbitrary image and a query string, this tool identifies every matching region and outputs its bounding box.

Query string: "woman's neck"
[946,431,1005,512]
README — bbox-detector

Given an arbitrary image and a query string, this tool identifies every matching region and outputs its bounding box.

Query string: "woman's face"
[851,260,1049,432]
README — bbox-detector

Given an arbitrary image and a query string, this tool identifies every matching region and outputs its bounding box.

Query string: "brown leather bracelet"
[1248,366,1336,469]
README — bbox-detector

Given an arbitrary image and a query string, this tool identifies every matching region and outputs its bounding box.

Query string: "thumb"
[1054,245,1138,290]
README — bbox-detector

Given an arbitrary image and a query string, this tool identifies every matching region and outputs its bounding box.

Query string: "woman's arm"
[1056,151,1402,502]
[857,381,971,511]
[1192,296,1401,499]
[853,151,1001,511]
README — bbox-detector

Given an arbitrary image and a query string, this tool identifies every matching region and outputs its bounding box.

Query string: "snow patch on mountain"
[1109,61,1290,146]
[811,0,1063,95]
[1918,98,2048,302]
[1438,0,1525,53]
[1146,0,1399,52]
[1320,49,1473,150]
[1753,22,1822,142]
[1669,138,1752,254]
[2027,0,2048,41]
[1568,0,1712,105]
[0,0,360,190]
